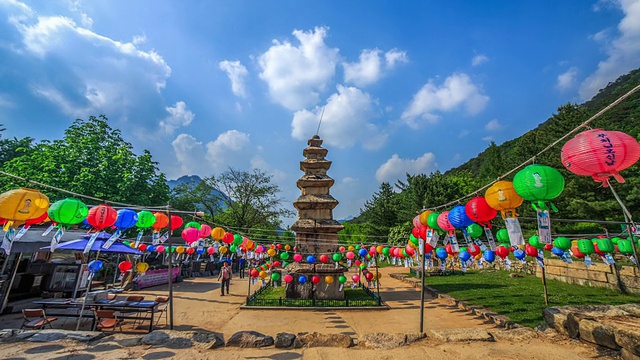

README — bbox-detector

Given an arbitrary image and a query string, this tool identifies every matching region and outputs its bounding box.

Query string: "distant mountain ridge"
[167,174,229,211]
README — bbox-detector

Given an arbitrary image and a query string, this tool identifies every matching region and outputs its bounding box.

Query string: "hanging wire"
[428,83,640,211]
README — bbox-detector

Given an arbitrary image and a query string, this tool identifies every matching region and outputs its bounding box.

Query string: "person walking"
[217,260,231,296]
[238,255,246,278]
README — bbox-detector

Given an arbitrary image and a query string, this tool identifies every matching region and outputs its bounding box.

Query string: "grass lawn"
[423,269,640,328]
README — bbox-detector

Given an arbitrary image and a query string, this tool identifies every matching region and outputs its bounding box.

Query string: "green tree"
[359,182,400,237]
[0,115,170,205]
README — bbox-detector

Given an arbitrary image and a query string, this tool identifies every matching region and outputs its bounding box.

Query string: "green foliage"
[0,115,170,205]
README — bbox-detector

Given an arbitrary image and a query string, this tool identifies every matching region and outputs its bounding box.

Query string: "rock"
[226,331,274,348]
[406,333,426,344]
[358,333,406,349]
[141,330,170,345]
[66,331,105,342]
[490,327,538,342]
[427,328,494,342]
[617,304,640,318]
[543,307,570,336]
[26,330,66,342]
[579,319,620,350]
[615,325,640,356]
[192,331,225,350]
[15,330,37,340]
[509,273,524,278]
[293,332,354,348]
[622,348,640,360]
[566,313,587,339]
[275,332,296,348]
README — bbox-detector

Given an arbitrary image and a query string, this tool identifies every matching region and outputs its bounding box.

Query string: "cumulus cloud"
[2,1,173,132]
[160,101,194,134]
[171,130,253,177]
[343,48,408,87]
[291,85,387,150]
[219,60,248,98]
[580,0,640,100]
[484,118,502,131]
[471,54,489,66]
[375,153,438,184]
[258,26,339,110]
[401,73,489,128]
[556,67,578,91]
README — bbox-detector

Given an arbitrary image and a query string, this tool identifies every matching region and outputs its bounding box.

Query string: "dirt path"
[0,266,611,359]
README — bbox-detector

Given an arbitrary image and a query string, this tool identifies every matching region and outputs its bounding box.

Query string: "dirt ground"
[0,266,610,359]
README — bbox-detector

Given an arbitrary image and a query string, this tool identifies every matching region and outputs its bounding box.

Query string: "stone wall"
[535,259,640,294]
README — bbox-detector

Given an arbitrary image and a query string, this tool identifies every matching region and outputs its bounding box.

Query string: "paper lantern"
[437,211,455,234]
[48,198,88,226]
[185,221,201,230]
[118,261,133,273]
[618,239,634,254]
[435,248,448,260]
[513,164,565,211]
[483,250,496,263]
[136,210,156,229]
[484,181,523,218]
[0,188,50,228]
[199,224,212,238]
[271,272,281,282]
[115,209,138,230]
[465,196,497,228]
[596,238,614,253]
[24,212,49,228]
[458,250,471,262]
[553,237,571,251]
[212,227,225,240]
[495,245,509,260]
[525,244,538,258]
[182,227,200,244]
[222,232,234,244]
[561,129,640,186]
[170,215,184,231]
[136,262,149,273]
[306,255,316,263]
[152,212,169,232]
[466,223,483,239]
[419,210,433,226]
[298,275,307,284]
[88,260,103,272]
[86,204,117,231]
[311,275,321,285]
[427,212,442,231]
[448,205,474,229]
[496,229,509,243]
[325,276,334,285]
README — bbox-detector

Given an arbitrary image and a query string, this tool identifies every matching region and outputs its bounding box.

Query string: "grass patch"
[424,270,640,328]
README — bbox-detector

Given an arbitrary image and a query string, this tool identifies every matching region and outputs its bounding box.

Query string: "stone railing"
[535,259,640,294]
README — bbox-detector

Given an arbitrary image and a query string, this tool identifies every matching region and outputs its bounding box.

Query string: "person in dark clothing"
[238,256,246,278]
[217,261,231,296]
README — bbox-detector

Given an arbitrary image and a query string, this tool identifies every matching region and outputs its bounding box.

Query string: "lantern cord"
[428,83,640,211]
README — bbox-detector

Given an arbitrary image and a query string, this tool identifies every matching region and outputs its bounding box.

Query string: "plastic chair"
[94,309,123,332]
[21,309,57,330]
[154,296,169,327]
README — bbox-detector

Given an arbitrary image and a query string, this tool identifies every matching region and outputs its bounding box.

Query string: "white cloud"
[342,177,358,184]
[482,136,493,142]
[219,60,248,98]
[171,130,253,177]
[132,34,146,45]
[160,101,194,135]
[580,0,640,100]
[471,54,489,66]
[484,118,502,131]
[556,67,578,91]
[291,85,387,150]
[458,129,470,138]
[375,153,438,184]
[343,49,382,87]
[258,26,339,110]
[385,48,408,69]
[401,73,490,128]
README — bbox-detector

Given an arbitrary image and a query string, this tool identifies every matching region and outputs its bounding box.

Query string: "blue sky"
[1,0,639,227]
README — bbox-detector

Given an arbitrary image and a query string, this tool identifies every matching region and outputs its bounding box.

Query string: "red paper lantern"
[152,212,169,231]
[222,232,234,245]
[561,129,640,187]
[524,244,538,258]
[86,204,117,231]
[250,269,259,278]
[118,261,133,273]
[319,254,329,263]
[445,243,458,255]
[424,243,434,254]
[437,211,455,234]
[495,245,509,260]
[170,215,183,231]
[138,244,148,252]
[365,272,374,281]
[311,275,321,285]
[543,243,553,251]
[465,196,498,227]
[186,247,195,255]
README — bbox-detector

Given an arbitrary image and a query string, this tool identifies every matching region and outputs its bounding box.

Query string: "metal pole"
[419,239,427,333]
[167,205,174,330]
[374,246,380,300]
[541,263,549,306]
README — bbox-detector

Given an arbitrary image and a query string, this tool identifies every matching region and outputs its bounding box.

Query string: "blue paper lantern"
[448,205,474,229]
[358,248,368,257]
[483,250,496,263]
[196,247,205,254]
[436,248,448,260]
[147,245,156,252]
[513,248,526,261]
[115,208,138,230]
[88,260,103,272]
[298,275,307,284]
[458,250,471,262]
[551,247,564,257]
[306,255,316,263]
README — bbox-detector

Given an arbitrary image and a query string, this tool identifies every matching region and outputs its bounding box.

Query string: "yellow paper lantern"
[325,276,334,284]
[259,270,268,279]
[419,210,433,226]
[484,180,523,219]
[176,246,185,254]
[284,244,291,251]
[376,245,384,254]
[136,262,149,273]
[212,227,225,241]
[219,246,228,254]
[0,188,50,229]
[348,245,355,251]
[267,248,276,257]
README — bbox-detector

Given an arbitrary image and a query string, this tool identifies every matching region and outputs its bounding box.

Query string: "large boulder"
[614,324,640,356]
[426,328,494,342]
[275,332,296,348]
[141,330,170,345]
[579,319,620,350]
[293,332,354,348]
[226,331,274,348]
[358,333,407,349]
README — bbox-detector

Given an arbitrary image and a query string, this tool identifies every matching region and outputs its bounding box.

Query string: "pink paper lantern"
[437,211,455,234]
[199,224,212,238]
[293,253,303,262]
[181,227,200,245]
[561,129,640,187]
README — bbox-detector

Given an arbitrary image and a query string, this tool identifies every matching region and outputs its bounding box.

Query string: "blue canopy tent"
[40,232,142,255]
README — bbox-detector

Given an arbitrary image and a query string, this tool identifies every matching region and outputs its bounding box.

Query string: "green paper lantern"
[513,164,565,204]
[611,237,621,244]
[184,221,201,229]
[280,252,290,261]
[332,253,342,262]
[597,238,614,253]
[467,223,483,239]
[496,229,509,243]
[427,212,442,231]
[136,210,156,229]
[48,198,88,226]
[382,247,390,256]
[409,234,419,246]
[271,272,281,281]
[528,235,544,249]
[229,245,237,253]
[617,239,633,254]
[578,239,594,255]
[338,275,347,284]
[553,237,571,250]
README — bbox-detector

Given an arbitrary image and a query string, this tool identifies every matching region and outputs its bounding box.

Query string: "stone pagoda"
[286,135,345,299]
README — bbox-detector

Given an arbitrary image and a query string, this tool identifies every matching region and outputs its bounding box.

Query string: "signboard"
[135,267,180,289]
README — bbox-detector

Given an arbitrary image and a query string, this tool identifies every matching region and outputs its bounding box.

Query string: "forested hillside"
[349,68,640,244]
